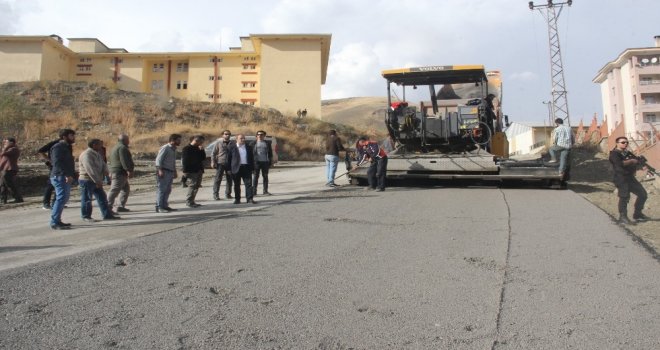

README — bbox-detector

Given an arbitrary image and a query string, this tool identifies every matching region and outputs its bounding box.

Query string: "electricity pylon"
[529,0,572,126]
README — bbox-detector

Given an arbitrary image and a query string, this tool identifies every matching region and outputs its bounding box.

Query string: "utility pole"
[529,0,572,126]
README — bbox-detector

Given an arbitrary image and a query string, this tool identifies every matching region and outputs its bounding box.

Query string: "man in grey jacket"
[79,139,119,221]
[108,133,135,213]
[211,129,233,200]
[155,134,181,213]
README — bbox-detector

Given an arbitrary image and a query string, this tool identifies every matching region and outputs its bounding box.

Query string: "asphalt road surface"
[1,164,659,349]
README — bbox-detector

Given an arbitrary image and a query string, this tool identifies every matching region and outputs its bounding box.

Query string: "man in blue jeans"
[324,129,345,187]
[49,129,76,230]
[548,118,574,178]
[78,139,120,222]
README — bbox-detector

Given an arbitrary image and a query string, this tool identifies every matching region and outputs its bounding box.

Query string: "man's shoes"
[263,191,272,196]
[365,187,375,191]
[617,215,634,225]
[50,224,70,230]
[12,198,23,203]
[226,194,233,199]
[247,199,257,204]
[104,215,121,220]
[633,213,650,222]
[58,222,72,226]
[82,217,97,222]
[116,207,130,213]
[186,203,202,208]
[233,200,240,205]
[181,182,188,188]
[376,188,385,192]
[163,206,178,211]
[213,196,221,200]
[547,159,558,163]
[42,204,52,210]
[156,206,171,213]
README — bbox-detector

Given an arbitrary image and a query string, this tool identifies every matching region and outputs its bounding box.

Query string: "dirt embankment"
[568,146,660,254]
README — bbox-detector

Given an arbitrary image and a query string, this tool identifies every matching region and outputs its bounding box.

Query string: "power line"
[529,0,573,126]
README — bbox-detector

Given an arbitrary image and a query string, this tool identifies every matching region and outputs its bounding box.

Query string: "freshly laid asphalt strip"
[0,185,658,349]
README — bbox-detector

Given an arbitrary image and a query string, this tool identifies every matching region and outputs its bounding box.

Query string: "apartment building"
[0,33,331,118]
[593,36,660,141]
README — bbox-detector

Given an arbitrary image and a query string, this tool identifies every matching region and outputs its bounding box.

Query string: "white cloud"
[508,71,538,82]
[323,43,380,98]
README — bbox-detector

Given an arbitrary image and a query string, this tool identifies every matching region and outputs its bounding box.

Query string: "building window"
[644,114,657,123]
[80,58,92,63]
[209,57,223,63]
[111,76,122,82]
[176,80,188,90]
[151,80,164,90]
[152,63,165,72]
[110,58,123,64]
[77,65,92,72]
[242,82,256,88]
[242,64,256,70]
[176,63,189,72]
[207,93,221,99]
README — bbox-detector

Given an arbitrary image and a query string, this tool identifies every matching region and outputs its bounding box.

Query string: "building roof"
[593,43,660,83]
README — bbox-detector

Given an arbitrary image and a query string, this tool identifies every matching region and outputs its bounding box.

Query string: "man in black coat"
[226,134,256,204]
[609,136,649,224]
[49,129,76,230]
[181,135,206,208]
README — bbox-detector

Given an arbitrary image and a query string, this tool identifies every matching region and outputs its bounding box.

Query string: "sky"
[1,0,658,125]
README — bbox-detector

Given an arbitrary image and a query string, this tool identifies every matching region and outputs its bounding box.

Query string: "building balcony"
[635,64,660,75]
[637,81,660,93]
[638,102,660,113]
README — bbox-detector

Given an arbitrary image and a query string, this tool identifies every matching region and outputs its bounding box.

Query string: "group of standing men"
[154,130,273,212]
[42,128,274,228]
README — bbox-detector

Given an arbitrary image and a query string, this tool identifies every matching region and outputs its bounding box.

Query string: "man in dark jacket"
[356,136,388,192]
[181,135,206,208]
[227,134,256,204]
[37,139,60,209]
[251,130,273,196]
[324,129,345,187]
[609,136,649,224]
[49,129,76,230]
[108,133,135,213]
[0,137,23,204]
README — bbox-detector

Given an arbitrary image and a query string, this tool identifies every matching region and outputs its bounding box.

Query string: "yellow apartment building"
[0,33,331,118]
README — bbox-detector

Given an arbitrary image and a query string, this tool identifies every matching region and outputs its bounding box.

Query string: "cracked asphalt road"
[1,167,659,349]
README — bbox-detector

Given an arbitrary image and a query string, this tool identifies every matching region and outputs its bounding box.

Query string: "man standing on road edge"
[181,135,206,208]
[325,129,345,187]
[155,134,181,213]
[78,139,119,222]
[211,129,233,200]
[609,136,649,225]
[252,130,273,196]
[37,138,60,209]
[0,137,23,204]
[49,129,76,230]
[108,133,135,214]
[227,134,256,204]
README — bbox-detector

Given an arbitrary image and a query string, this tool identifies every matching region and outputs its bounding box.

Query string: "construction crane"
[529,0,573,126]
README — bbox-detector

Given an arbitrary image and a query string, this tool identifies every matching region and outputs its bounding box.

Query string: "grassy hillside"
[0,81,376,161]
[321,97,389,134]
